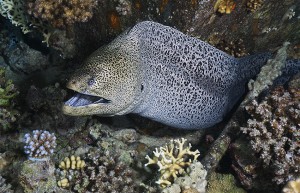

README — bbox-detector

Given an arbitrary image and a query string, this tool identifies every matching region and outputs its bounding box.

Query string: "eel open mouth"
[64,91,110,107]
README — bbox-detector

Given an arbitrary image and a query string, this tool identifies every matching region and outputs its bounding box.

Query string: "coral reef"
[145,138,200,188]
[0,175,13,193]
[26,0,99,29]
[23,130,57,161]
[246,0,263,12]
[282,178,300,193]
[19,160,58,193]
[0,0,31,33]
[0,67,18,107]
[241,84,300,184]
[206,172,246,193]
[57,155,86,188]
[214,0,236,14]
[0,67,19,132]
[56,148,139,192]
[162,161,207,193]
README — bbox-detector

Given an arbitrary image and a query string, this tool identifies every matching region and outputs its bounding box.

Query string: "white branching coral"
[145,138,200,188]
[23,130,57,161]
[0,0,31,33]
[241,85,300,184]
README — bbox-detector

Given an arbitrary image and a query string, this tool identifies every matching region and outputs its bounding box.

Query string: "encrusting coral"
[23,130,57,161]
[145,138,200,188]
[26,0,99,29]
[241,84,300,184]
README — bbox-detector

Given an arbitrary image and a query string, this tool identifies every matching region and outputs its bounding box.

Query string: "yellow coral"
[57,178,69,188]
[59,155,85,170]
[145,138,200,188]
[282,178,300,193]
[214,0,236,14]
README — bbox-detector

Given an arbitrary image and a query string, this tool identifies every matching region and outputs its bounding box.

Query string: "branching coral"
[0,67,19,132]
[0,67,18,107]
[26,0,99,29]
[24,130,57,161]
[145,138,200,188]
[57,149,139,192]
[241,85,300,184]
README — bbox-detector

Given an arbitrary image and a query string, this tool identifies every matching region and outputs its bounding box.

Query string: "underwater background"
[0,0,300,192]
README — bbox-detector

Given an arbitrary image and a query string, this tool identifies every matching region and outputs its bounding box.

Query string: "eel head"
[62,46,141,116]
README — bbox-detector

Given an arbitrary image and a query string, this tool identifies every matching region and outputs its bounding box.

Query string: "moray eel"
[62,21,299,129]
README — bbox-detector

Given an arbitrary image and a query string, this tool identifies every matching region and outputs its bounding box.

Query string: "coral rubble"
[23,130,57,161]
[241,84,300,184]
[145,138,200,188]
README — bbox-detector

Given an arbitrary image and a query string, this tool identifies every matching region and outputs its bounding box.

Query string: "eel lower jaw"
[64,91,110,107]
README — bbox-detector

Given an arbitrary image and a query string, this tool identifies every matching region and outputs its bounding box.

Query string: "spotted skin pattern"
[63,21,299,129]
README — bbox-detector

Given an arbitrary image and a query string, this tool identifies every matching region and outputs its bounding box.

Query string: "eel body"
[62,21,299,129]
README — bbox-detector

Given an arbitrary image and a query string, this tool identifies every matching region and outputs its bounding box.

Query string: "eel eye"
[88,78,95,86]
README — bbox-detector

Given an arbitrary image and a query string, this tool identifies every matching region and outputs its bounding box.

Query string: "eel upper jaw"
[64,90,111,107]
